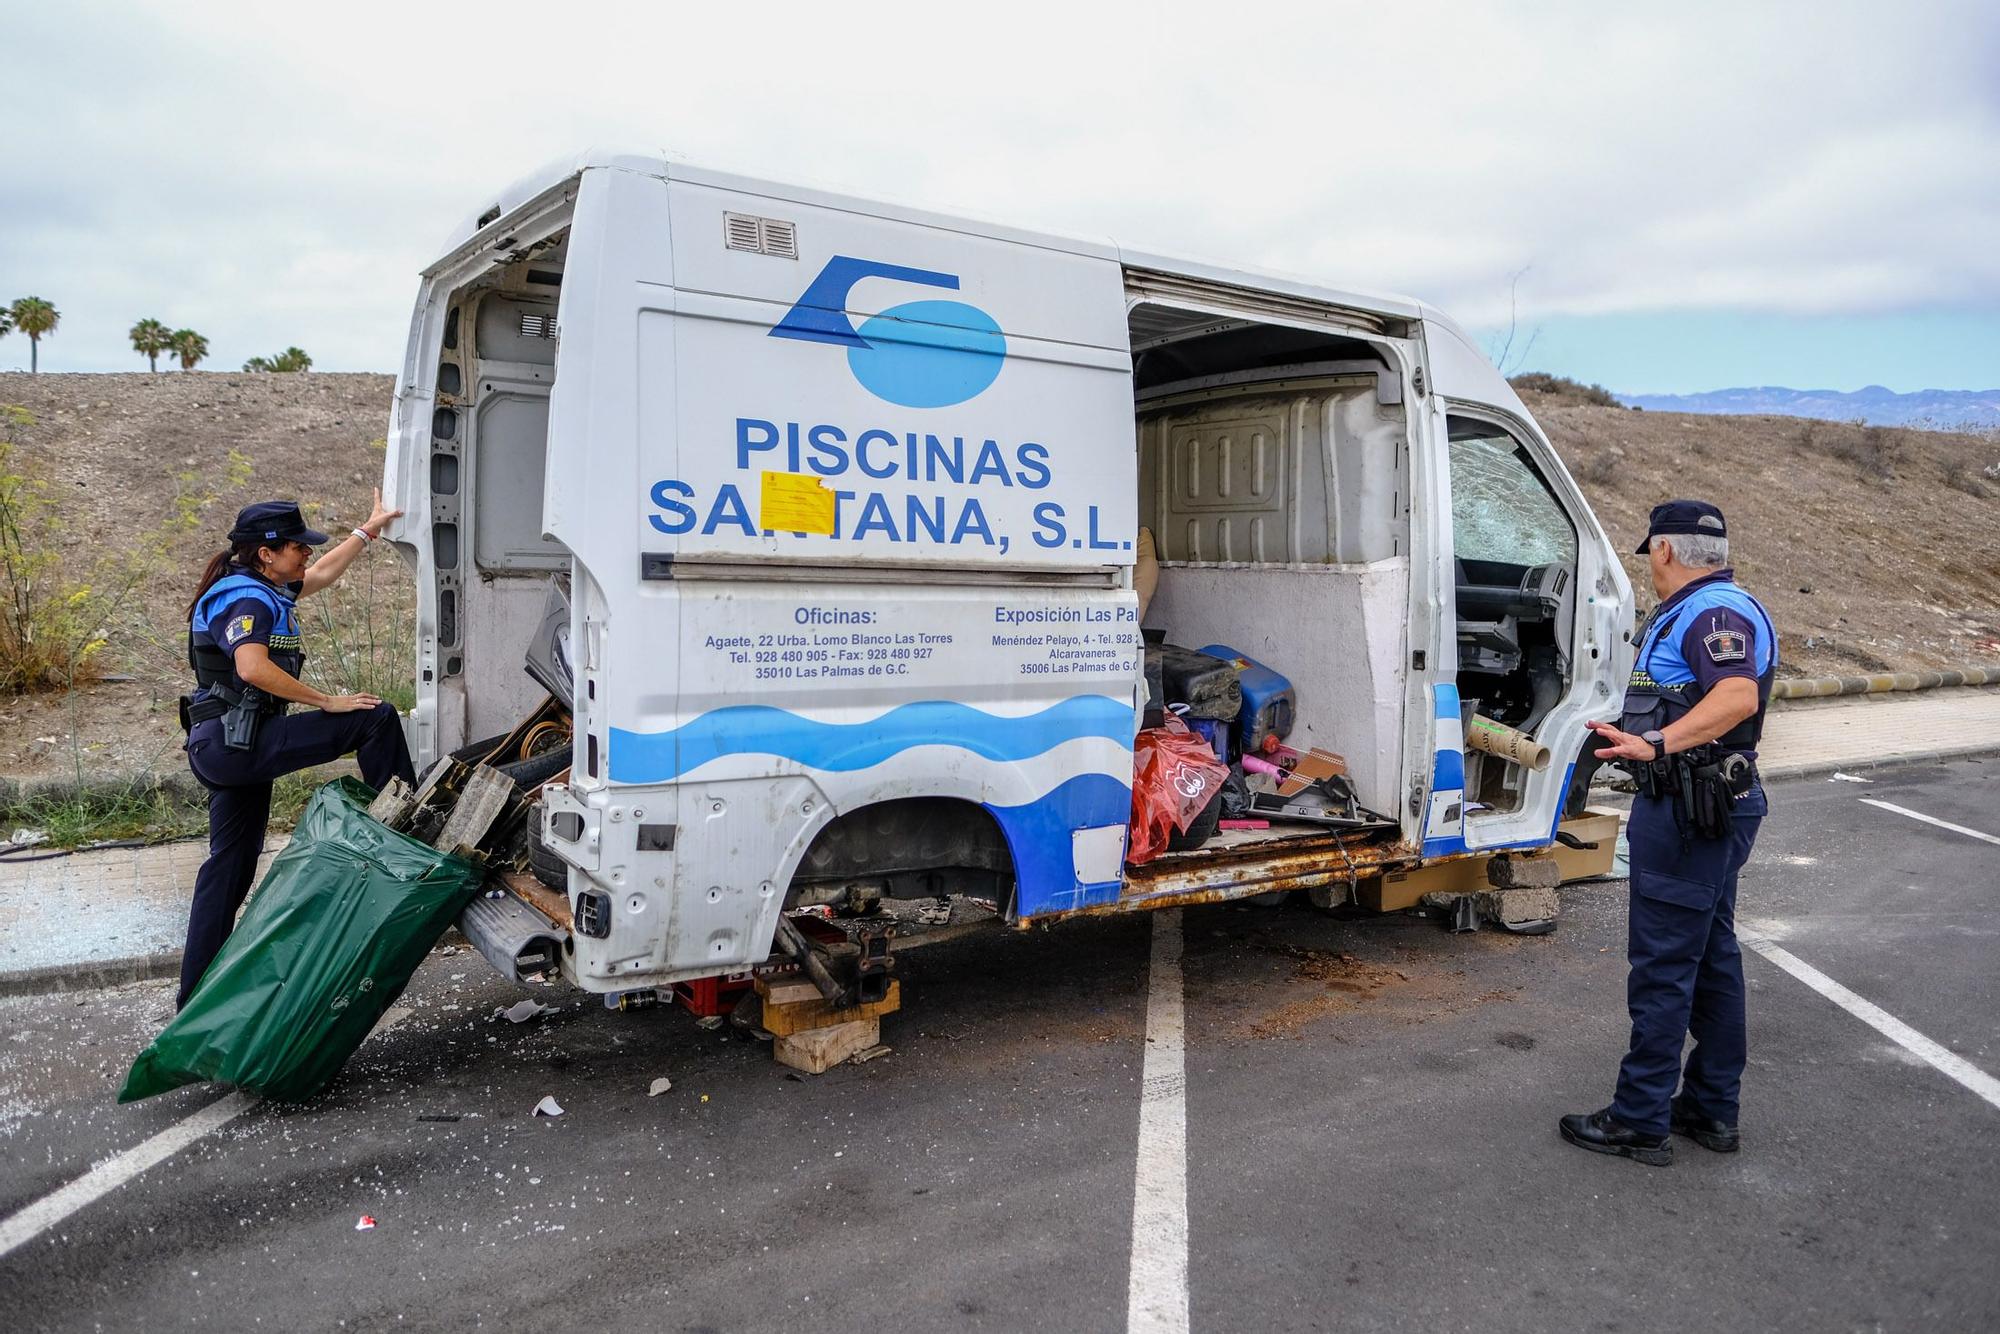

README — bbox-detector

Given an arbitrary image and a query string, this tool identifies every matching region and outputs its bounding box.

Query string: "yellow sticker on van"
[758,471,837,536]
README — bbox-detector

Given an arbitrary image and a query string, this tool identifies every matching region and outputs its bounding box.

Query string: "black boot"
[1558,1108,1672,1166]
[1671,1099,1741,1153]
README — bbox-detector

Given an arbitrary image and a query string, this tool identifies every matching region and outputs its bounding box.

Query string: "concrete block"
[1476,886,1560,925]
[1486,855,1561,889]
[775,1017,881,1075]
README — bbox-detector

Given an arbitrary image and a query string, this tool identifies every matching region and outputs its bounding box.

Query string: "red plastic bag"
[1128,715,1230,865]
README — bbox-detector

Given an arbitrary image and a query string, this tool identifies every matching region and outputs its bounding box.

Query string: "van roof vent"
[724,212,764,253]
[519,312,557,340]
[724,211,798,259]
[759,218,798,259]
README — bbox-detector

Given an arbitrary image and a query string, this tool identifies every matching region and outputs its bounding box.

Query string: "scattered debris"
[1829,771,1872,783]
[498,999,554,1024]
[916,899,952,926]
[850,1044,892,1065]
[355,1216,377,1231]
[366,756,531,862]
[415,1114,461,1123]
[533,1095,565,1118]
[695,1015,725,1031]
[648,1076,672,1097]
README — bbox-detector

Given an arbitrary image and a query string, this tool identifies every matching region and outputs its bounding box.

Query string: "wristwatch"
[1642,729,1666,760]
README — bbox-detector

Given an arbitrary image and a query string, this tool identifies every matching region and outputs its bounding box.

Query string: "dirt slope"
[0,372,400,781]
[0,371,1995,783]
[1518,385,2000,675]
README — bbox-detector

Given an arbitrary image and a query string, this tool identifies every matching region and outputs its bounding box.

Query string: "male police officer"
[1561,500,1776,1166]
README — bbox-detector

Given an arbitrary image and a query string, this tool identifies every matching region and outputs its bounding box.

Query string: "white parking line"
[0,1004,412,1261]
[1128,909,1190,1334]
[0,1089,259,1260]
[1859,798,2000,847]
[1739,935,2000,1112]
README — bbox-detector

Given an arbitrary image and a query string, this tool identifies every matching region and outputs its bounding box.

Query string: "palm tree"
[275,346,312,372]
[9,298,59,373]
[243,355,273,372]
[170,328,209,372]
[0,306,12,340]
[129,319,172,372]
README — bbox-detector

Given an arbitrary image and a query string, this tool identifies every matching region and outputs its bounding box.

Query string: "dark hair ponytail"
[186,539,267,619]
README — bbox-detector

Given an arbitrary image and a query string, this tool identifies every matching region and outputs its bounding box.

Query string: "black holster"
[1683,749,1756,840]
[181,683,280,750]
[221,687,273,751]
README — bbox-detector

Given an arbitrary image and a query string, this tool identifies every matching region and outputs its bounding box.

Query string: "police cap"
[228,500,331,548]
[1637,498,1726,554]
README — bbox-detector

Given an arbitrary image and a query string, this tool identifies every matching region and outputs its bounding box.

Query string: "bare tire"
[525,798,567,891]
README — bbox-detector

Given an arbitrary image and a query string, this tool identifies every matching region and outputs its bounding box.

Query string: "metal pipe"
[773,916,851,1007]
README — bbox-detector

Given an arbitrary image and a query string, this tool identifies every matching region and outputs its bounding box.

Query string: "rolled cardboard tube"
[1465,714,1552,771]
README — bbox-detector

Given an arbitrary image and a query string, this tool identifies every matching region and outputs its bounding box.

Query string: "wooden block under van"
[1355,809,1624,912]
[775,1017,881,1075]
[754,977,902,1037]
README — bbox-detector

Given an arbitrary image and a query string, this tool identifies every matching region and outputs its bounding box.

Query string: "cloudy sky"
[5,0,1996,393]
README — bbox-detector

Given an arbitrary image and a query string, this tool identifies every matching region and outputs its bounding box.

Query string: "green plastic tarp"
[121,777,487,1104]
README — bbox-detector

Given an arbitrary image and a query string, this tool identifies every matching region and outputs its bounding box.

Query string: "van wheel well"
[789,797,1017,915]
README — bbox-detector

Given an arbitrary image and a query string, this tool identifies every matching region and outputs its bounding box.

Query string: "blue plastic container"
[1188,716,1232,766]
[1198,645,1296,754]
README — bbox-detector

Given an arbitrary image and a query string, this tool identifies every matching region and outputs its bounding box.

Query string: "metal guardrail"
[1773,665,2000,700]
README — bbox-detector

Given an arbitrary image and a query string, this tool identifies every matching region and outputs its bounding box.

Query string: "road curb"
[1772,666,2000,700]
[0,951,182,1000]
[1758,742,1999,784]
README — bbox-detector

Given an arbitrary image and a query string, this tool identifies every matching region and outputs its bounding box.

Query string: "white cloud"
[3,0,1995,373]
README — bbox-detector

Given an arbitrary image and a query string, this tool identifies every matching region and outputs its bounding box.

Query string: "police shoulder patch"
[224,614,257,645]
[1702,627,1747,662]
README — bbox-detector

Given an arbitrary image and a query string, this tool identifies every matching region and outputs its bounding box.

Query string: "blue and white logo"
[770,256,1006,409]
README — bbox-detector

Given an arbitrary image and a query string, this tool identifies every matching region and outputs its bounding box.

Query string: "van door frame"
[1435,396,1632,851]
[382,182,578,768]
[1121,281,1437,848]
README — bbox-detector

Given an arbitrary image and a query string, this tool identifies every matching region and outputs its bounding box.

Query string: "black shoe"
[1559,1108,1672,1166]
[1670,1101,1740,1153]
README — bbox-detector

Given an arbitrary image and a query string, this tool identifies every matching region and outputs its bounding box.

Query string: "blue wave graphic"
[986,772,1134,917]
[608,695,1135,784]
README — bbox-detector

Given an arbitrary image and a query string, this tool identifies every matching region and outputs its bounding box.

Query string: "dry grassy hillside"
[1518,383,2000,675]
[0,372,403,780]
[0,370,1994,783]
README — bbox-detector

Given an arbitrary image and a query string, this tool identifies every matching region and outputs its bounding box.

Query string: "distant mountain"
[1618,385,2000,430]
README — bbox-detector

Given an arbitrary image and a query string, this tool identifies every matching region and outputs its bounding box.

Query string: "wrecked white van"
[380,150,1633,996]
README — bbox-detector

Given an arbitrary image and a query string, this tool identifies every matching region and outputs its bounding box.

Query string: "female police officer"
[176,494,418,1009]
[1560,499,1776,1165]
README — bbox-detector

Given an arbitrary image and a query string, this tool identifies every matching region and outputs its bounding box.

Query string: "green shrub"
[1508,373,1622,408]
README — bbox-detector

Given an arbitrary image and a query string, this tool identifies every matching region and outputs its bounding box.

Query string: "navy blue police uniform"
[1552,500,1780,1170]
[177,502,416,1009]
[1610,561,1775,1140]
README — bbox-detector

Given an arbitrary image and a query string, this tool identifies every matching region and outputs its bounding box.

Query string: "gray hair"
[1654,532,1729,567]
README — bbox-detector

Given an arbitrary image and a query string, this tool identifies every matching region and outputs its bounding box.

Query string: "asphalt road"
[1,758,1995,1332]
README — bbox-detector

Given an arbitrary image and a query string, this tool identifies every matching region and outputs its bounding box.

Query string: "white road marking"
[0,1004,412,1260]
[1128,909,1190,1334]
[1740,935,2000,1112]
[1858,798,2000,848]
